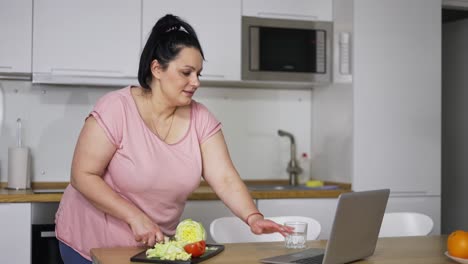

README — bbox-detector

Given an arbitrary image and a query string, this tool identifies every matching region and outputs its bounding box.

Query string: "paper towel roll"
[7,147,30,190]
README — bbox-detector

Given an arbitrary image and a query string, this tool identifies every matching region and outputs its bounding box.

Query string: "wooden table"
[91,235,454,264]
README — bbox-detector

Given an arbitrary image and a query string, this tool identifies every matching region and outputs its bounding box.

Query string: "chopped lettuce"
[175,218,206,244]
[145,240,191,261]
[145,219,207,261]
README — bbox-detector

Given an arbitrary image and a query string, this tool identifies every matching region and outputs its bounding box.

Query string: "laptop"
[260,189,390,264]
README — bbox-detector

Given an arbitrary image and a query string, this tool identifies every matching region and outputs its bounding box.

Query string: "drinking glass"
[284,221,308,249]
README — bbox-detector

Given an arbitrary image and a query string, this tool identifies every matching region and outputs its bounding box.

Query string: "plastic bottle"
[299,152,311,185]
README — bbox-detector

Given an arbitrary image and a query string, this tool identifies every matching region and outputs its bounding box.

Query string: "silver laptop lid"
[323,189,390,264]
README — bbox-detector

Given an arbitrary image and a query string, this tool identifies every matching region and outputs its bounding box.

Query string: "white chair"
[378,212,434,237]
[210,216,321,244]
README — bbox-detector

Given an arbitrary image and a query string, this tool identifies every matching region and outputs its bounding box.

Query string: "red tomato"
[184,240,206,258]
[199,240,206,248]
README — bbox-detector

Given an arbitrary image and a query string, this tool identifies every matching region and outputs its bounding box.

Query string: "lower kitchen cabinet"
[181,200,244,244]
[0,203,31,264]
[386,196,441,235]
[257,199,338,240]
[258,196,441,241]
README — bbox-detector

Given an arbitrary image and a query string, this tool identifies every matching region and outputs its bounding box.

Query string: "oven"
[31,202,64,264]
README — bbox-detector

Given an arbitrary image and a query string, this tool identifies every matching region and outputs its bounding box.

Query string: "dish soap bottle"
[299,152,311,185]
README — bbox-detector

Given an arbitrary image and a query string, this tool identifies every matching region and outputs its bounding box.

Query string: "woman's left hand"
[249,217,294,237]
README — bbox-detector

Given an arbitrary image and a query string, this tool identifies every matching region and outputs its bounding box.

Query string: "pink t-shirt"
[55,86,221,260]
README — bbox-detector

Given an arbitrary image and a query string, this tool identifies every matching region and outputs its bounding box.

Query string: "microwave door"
[249,26,323,74]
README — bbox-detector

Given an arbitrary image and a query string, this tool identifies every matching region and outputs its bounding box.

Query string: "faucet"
[278,129,302,186]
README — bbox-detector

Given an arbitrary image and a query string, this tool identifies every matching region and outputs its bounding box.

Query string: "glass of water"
[284,221,308,249]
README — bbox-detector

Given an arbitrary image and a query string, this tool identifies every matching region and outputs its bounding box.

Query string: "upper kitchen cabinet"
[242,0,332,21]
[142,0,241,81]
[0,0,32,79]
[32,0,141,86]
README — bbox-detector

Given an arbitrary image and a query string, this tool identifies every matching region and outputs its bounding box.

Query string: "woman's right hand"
[127,213,164,247]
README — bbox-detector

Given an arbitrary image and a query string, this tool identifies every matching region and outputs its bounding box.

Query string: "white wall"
[442,18,468,232]
[0,80,313,182]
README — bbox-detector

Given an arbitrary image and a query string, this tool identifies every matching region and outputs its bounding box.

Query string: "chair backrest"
[210,216,321,244]
[378,212,434,237]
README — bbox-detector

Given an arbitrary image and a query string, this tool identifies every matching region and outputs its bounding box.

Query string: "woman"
[55,14,290,263]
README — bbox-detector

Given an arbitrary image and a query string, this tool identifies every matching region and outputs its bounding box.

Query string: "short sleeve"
[88,91,126,147]
[193,101,222,144]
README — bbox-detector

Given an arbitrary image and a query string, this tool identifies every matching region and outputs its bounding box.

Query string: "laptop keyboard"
[292,254,324,264]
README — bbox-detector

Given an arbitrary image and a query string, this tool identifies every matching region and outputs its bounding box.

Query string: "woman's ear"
[150,59,162,79]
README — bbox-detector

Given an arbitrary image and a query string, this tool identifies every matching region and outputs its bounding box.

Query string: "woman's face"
[154,47,203,106]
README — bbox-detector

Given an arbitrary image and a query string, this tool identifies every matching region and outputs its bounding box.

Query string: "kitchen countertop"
[0,180,351,203]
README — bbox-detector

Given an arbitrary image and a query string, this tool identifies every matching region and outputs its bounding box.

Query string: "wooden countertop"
[91,236,451,264]
[0,180,351,203]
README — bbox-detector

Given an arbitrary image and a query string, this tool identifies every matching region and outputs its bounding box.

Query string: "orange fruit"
[448,230,468,259]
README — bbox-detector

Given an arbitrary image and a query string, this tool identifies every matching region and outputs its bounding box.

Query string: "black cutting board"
[130,244,225,263]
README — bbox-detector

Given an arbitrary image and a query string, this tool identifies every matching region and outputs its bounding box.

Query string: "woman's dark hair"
[138,14,205,89]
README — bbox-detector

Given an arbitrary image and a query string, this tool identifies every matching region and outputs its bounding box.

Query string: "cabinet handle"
[40,231,56,238]
[390,191,428,196]
[0,66,13,70]
[257,12,318,20]
[0,72,31,80]
[51,68,124,77]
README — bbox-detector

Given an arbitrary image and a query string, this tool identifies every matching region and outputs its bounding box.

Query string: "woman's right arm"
[70,116,164,246]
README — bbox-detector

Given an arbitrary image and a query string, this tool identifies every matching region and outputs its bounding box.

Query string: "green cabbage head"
[175,218,206,244]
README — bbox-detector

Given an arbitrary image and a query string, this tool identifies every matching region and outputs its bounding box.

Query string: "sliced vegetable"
[145,240,191,261]
[183,240,206,258]
[175,219,206,244]
[145,219,208,261]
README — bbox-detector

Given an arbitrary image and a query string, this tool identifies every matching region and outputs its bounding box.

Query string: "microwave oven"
[242,16,333,83]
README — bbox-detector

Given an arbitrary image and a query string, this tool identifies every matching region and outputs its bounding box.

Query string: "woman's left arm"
[201,130,292,236]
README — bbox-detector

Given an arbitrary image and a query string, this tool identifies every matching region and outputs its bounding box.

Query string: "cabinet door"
[142,0,241,81]
[0,203,31,264]
[32,0,141,85]
[242,0,332,21]
[0,0,32,79]
[352,0,441,195]
[181,200,237,244]
[386,196,440,235]
[257,198,338,240]
[259,196,441,240]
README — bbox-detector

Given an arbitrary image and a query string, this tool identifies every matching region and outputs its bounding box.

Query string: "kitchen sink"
[247,185,339,191]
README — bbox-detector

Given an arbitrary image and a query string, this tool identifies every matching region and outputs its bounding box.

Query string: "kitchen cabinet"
[386,196,440,235]
[181,200,239,243]
[257,198,338,240]
[352,0,441,196]
[349,0,441,234]
[259,196,441,240]
[32,0,141,86]
[0,0,32,79]
[242,0,332,21]
[142,0,241,81]
[0,203,31,264]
